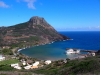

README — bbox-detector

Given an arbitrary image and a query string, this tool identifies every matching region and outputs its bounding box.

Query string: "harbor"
[66,48,97,60]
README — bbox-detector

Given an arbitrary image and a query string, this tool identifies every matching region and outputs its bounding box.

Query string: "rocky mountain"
[0,16,69,48]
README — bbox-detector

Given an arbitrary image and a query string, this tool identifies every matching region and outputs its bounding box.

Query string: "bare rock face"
[29,16,47,25]
[0,16,69,47]
[28,16,54,30]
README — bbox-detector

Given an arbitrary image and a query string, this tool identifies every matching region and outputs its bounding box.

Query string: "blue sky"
[0,0,100,31]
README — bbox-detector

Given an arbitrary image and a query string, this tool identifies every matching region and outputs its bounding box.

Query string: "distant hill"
[0,16,69,48]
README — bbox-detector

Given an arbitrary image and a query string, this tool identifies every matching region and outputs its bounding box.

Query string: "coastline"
[16,31,100,60]
[17,39,72,61]
[17,39,71,52]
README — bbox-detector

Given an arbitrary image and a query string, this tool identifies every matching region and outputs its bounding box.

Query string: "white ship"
[66,48,80,54]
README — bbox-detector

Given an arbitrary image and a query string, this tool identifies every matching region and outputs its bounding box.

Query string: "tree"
[2,49,13,55]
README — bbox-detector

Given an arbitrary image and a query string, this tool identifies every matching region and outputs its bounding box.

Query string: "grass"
[33,56,100,75]
[0,59,19,65]
[0,59,19,71]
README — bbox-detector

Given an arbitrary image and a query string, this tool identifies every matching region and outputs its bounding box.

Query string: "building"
[91,52,95,56]
[45,60,51,65]
[24,65,32,70]
[11,63,19,67]
[22,61,26,65]
[0,55,5,61]
[24,61,40,69]
[11,63,22,70]
[32,61,39,66]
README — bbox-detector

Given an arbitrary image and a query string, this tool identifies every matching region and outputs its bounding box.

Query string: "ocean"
[20,31,100,60]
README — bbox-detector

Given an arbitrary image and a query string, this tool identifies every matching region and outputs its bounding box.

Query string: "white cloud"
[24,0,36,9]
[63,26,100,31]
[87,26,100,31]
[0,1,9,8]
[95,26,100,29]
[16,0,36,9]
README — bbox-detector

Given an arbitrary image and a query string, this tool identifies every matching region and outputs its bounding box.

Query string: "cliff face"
[0,16,69,47]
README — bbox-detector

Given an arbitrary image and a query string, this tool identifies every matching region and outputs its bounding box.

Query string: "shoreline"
[17,44,97,61]
[17,39,77,61]
[17,39,72,52]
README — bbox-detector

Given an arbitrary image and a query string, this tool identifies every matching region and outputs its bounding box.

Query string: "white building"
[45,60,51,65]
[30,61,40,69]
[22,61,26,65]
[0,55,5,61]
[24,65,32,70]
[32,61,39,66]
[11,63,19,67]
[92,52,95,56]
[14,66,22,70]
[11,63,22,70]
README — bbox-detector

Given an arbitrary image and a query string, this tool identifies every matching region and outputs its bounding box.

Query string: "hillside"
[0,16,69,48]
[33,55,100,75]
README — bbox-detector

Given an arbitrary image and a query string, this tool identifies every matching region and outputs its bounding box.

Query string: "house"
[63,60,67,63]
[22,61,26,65]
[24,65,32,70]
[31,66,38,69]
[30,61,40,69]
[32,61,39,66]
[88,52,96,56]
[45,60,51,65]
[0,55,5,61]
[91,52,95,56]
[11,63,19,67]
[11,63,22,70]
[14,66,22,70]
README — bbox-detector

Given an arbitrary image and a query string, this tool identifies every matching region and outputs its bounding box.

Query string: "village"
[0,53,52,70]
[0,46,53,70]
[0,46,97,71]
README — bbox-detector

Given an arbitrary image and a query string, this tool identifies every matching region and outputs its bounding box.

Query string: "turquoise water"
[20,31,100,60]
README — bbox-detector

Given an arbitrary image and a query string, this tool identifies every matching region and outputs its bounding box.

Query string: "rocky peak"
[0,16,69,47]
[29,16,48,25]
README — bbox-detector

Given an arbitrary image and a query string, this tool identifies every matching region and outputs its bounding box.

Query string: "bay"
[20,31,100,60]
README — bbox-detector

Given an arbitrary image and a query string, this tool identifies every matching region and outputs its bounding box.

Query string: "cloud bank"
[65,26,100,31]
[0,1,9,8]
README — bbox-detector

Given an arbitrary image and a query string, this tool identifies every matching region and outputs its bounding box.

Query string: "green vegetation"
[10,44,19,49]
[9,35,40,48]
[30,36,39,41]
[0,17,68,47]
[33,56,100,75]
[9,22,28,30]
[0,59,19,71]
[0,72,33,75]
[0,65,14,71]
[0,49,13,55]
[37,25,56,36]
[0,59,19,65]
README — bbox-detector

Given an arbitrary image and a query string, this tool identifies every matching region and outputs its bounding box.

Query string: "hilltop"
[0,16,69,48]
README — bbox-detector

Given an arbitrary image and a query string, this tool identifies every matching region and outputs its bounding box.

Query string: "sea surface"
[20,31,100,60]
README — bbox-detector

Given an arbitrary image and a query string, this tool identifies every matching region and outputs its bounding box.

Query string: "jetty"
[66,48,97,53]
[80,49,97,53]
